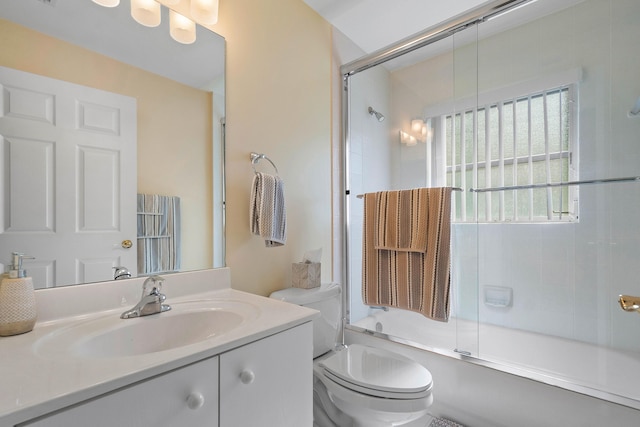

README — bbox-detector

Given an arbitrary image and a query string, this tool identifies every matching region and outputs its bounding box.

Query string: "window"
[432,84,578,223]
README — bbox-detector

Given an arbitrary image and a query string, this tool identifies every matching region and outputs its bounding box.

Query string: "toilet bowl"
[270,284,433,427]
[315,343,433,426]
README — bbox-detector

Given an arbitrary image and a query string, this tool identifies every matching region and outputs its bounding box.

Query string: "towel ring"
[250,152,279,175]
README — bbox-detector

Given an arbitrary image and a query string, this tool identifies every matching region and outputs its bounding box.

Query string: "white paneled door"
[0,66,137,288]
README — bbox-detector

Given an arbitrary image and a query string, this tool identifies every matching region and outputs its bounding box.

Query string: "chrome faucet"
[113,266,132,280]
[121,275,171,319]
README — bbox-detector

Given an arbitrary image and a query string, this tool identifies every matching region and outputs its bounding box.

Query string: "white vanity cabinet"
[21,356,220,427]
[18,322,313,427]
[220,322,313,427]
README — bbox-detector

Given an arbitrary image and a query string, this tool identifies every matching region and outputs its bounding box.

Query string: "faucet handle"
[142,275,165,296]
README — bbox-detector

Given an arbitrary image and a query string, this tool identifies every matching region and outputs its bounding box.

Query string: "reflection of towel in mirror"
[137,194,181,274]
[250,172,287,247]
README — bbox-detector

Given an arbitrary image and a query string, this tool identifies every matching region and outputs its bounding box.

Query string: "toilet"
[270,284,433,427]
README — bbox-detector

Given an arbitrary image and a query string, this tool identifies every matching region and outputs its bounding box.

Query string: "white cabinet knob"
[239,369,255,385]
[186,392,205,410]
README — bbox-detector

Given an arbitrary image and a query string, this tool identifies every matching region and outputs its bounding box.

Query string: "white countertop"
[0,268,318,425]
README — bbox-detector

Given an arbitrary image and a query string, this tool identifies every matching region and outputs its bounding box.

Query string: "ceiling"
[302,0,587,71]
[302,0,487,55]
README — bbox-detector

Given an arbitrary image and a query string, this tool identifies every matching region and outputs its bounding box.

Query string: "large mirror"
[0,0,225,288]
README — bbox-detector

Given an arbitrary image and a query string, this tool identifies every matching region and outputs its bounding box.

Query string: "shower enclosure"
[342,0,640,410]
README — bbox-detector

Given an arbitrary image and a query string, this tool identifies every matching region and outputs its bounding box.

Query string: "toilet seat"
[319,344,432,400]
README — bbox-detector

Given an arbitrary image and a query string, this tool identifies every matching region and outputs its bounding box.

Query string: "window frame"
[427,72,580,224]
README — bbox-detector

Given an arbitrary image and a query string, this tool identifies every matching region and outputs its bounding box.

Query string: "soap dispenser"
[0,252,37,336]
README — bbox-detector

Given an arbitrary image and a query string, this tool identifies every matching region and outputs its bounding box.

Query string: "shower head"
[368,106,385,122]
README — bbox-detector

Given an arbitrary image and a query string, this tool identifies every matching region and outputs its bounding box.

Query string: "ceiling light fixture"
[401,118,431,146]
[131,0,162,27]
[399,131,417,146]
[411,119,424,133]
[92,0,120,7]
[191,0,219,25]
[170,10,197,44]
[93,0,203,45]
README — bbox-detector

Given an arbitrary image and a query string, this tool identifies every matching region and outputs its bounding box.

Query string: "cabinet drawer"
[21,356,219,427]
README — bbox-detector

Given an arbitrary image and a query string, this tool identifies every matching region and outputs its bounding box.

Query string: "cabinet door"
[22,356,219,427]
[219,323,313,427]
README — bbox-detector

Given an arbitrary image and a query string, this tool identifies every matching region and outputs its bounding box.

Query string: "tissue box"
[292,262,321,289]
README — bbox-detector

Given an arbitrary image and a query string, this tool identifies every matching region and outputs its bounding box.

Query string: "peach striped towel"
[373,188,432,252]
[362,187,452,322]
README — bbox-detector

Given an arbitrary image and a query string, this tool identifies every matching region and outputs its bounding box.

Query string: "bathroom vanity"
[0,268,317,426]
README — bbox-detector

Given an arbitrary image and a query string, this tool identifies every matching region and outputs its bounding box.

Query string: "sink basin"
[34,300,259,359]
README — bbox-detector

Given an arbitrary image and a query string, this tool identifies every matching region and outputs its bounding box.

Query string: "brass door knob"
[121,240,133,249]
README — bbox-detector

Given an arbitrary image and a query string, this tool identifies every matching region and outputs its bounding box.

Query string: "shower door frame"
[339,0,640,411]
[340,0,535,343]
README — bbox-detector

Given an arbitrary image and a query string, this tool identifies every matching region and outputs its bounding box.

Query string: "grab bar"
[618,295,640,313]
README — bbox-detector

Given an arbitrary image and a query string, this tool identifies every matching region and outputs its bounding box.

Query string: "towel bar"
[250,152,279,175]
[470,176,640,193]
[356,187,463,199]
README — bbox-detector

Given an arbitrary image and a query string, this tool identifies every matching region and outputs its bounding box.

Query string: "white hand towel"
[250,172,287,247]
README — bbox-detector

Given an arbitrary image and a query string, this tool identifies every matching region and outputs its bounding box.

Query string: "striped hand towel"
[374,189,431,252]
[250,172,287,247]
[362,187,452,322]
[137,194,181,274]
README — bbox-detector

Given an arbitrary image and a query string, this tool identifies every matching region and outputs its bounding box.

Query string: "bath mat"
[429,416,465,427]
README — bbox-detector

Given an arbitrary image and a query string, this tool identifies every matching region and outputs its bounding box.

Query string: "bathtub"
[351,308,640,410]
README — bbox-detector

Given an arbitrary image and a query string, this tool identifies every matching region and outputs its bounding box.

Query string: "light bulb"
[92,0,120,6]
[170,10,196,44]
[411,119,424,133]
[131,0,161,28]
[399,131,409,144]
[191,0,219,25]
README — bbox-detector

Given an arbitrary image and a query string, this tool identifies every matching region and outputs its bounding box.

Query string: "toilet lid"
[320,344,432,399]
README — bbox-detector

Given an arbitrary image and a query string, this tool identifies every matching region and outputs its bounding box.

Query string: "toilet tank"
[270,283,341,358]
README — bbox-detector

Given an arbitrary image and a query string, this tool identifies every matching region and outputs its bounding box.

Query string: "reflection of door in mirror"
[0,0,224,287]
[0,66,137,289]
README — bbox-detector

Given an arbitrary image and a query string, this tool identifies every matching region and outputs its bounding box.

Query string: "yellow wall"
[207,0,334,295]
[0,19,213,272]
